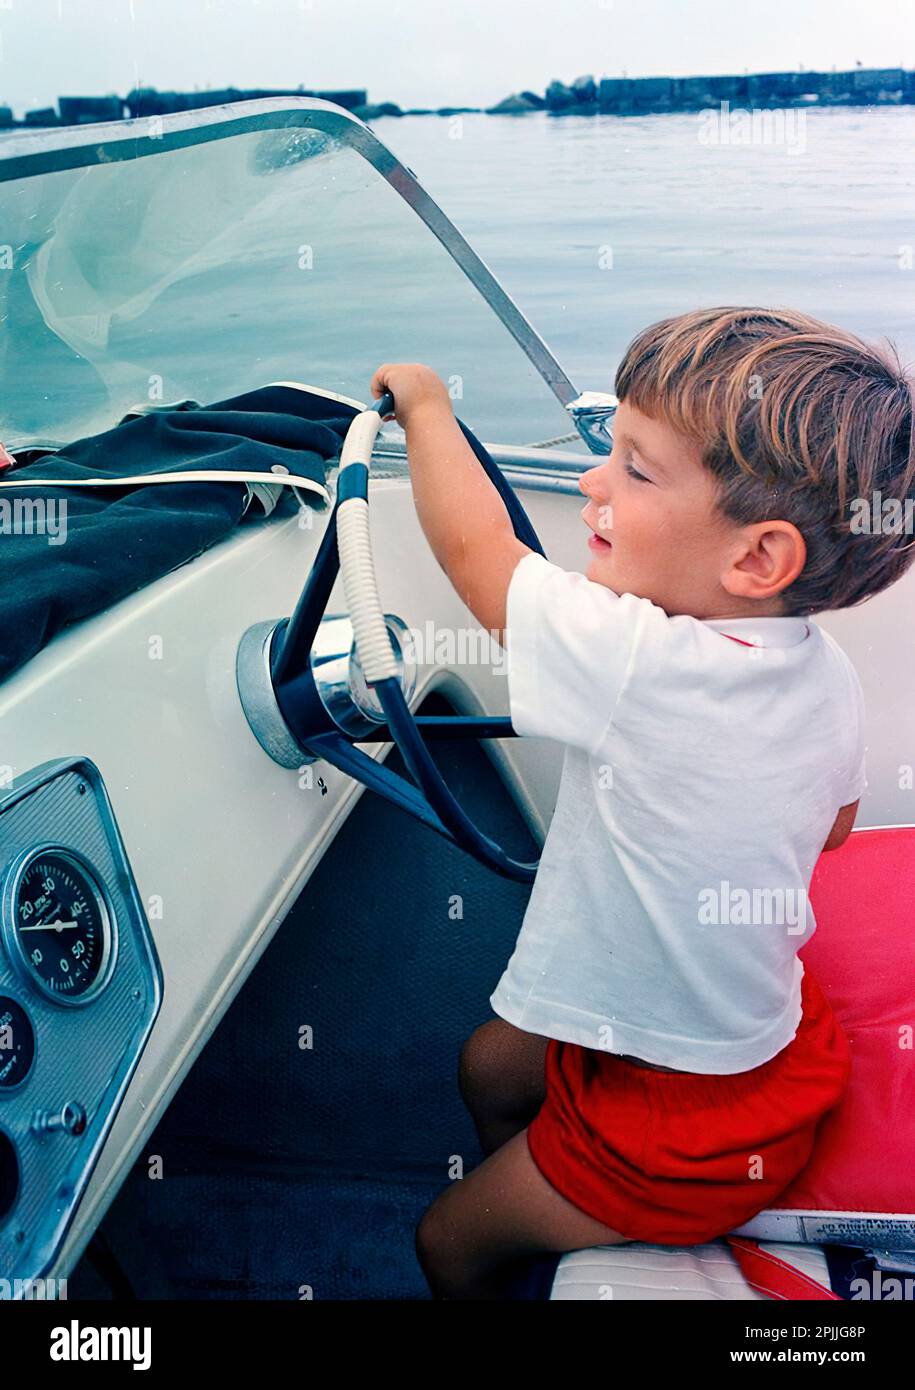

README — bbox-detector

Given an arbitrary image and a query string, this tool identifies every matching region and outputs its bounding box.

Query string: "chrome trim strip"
[371,438,589,494]
[498,469,586,495]
[374,439,587,472]
[0,98,580,414]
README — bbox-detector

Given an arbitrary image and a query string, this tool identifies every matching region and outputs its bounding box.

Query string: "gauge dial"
[0,996,35,1089]
[2,848,114,1004]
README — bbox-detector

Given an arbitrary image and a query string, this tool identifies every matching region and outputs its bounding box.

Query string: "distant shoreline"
[484,66,915,118]
[4,66,914,129]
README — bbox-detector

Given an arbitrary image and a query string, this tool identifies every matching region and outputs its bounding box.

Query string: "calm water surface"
[1,107,912,446]
[376,107,915,394]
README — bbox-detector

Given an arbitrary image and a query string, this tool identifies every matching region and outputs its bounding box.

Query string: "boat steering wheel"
[237,392,546,882]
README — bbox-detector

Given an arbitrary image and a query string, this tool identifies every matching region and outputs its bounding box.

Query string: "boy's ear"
[721,521,806,602]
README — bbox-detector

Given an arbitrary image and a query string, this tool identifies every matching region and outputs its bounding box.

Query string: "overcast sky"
[1,0,912,116]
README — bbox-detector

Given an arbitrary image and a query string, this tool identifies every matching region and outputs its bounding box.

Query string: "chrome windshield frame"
[0,98,583,417]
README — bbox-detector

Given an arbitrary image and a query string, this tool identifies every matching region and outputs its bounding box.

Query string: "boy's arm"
[370,363,531,644]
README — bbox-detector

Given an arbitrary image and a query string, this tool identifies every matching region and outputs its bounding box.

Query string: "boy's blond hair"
[615,306,915,615]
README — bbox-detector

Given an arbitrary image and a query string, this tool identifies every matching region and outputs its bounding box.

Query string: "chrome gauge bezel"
[0,844,118,1007]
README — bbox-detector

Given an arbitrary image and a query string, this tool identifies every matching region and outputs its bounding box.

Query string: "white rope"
[0,469,329,503]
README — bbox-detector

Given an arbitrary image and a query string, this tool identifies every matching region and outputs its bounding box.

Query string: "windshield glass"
[0,119,576,450]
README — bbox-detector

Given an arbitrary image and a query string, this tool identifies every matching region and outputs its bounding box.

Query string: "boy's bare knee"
[458,1019,548,1127]
[458,1019,503,1106]
[415,1201,493,1300]
[416,1200,533,1300]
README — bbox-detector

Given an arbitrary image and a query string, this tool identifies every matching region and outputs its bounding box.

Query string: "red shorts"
[526,966,852,1245]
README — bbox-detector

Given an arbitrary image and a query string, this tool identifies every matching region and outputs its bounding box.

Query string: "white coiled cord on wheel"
[336,408,399,684]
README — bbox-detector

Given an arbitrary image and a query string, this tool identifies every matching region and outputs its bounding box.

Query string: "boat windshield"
[0,106,578,450]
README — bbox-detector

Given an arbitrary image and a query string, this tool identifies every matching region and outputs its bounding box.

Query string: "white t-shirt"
[490,552,867,1074]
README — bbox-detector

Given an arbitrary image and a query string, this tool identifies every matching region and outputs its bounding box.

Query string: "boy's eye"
[624,458,651,483]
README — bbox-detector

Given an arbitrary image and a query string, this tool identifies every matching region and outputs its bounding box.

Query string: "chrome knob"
[31,1101,87,1137]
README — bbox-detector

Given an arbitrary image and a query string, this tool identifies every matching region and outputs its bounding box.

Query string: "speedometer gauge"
[1,847,115,1005]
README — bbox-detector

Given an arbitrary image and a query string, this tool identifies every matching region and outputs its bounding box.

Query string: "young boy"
[370,306,915,1301]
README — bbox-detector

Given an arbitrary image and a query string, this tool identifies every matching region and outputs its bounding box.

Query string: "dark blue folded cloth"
[0,384,358,684]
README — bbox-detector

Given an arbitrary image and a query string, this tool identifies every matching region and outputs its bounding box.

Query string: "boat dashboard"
[0,757,160,1291]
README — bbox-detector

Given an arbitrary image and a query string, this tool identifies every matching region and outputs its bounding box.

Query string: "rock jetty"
[6,67,914,129]
[503,67,915,116]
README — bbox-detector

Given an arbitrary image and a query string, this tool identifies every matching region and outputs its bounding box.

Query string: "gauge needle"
[20,919,79,932]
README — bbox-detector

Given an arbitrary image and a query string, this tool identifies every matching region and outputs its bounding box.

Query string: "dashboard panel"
[0,757,161,1293]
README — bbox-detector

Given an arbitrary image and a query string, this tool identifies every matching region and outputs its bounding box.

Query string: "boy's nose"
[579,462,610,500]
